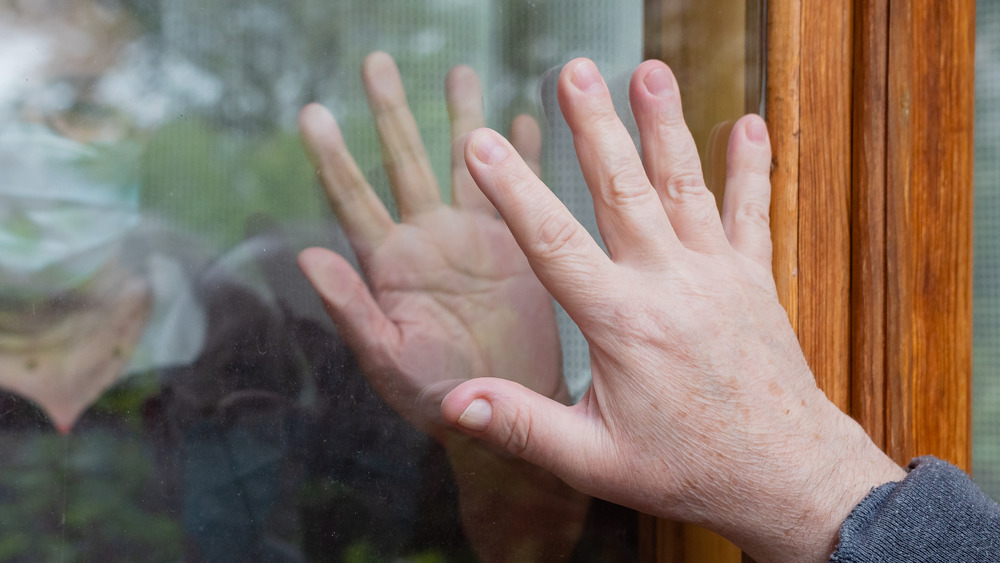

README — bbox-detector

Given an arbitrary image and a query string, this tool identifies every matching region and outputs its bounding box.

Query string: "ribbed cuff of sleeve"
[829,456,1000,562]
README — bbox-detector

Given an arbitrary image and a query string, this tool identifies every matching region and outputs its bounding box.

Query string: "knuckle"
[601,165,653,208]
[734,198,770,228]
[662,170,709,202]
[532,212,587,260]
[505,175,539,199]
[501,406,534,458]
[660,171,722,230]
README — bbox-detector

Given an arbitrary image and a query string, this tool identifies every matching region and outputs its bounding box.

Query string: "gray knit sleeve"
[830,456,1000,562]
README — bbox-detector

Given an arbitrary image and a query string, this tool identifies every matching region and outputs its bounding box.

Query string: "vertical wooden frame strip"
[850,0,889,448]
[885,0,975,471]
[798,0,854,411]
[640,0,975,560]
[766,0,802,335]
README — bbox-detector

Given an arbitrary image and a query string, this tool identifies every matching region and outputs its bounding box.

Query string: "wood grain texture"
[850,0,888,449]
[640,0,974,560]
[681,524,742,562]
[798,0,854,412]
[885,0,974,471]
[766,0,801,333]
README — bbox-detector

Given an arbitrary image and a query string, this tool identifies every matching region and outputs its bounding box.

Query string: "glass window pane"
[0,1,762,559]
[975,0,1000,502]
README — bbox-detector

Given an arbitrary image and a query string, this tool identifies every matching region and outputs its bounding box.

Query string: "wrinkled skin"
[441,58,907,563]
[297,52,586,562]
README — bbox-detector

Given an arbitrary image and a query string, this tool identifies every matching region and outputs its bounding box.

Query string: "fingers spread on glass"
[362,51,442,218]
[297,103,393,260]
[452,60,809,541]
[556,59,678,265]
[629,60,728,254]
[465,128,611,319]
[721,114,773,269]
[299,52,565,444]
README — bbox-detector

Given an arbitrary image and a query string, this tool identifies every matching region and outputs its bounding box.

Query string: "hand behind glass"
[297,51,565,438]
[297,53,586,561]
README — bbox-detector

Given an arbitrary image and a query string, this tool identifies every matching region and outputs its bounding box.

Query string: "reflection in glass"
[0,0,761,560]
[0,1,642,560]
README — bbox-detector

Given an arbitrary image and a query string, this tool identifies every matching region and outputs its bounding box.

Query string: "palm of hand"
[366,207,561,409]
[297,53,564,434]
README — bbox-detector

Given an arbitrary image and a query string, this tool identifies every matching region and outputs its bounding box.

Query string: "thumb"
[442,378,605,492]
[298,247,398,363]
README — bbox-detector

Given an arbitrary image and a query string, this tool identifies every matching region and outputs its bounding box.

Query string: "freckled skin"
[443,58,907,563]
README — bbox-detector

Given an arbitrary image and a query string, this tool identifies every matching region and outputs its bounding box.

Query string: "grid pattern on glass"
[0,1,650,560]
[0,0,770,559]
[975,0,1000,502]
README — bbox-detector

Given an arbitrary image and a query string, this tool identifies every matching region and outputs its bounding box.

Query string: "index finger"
[464,128,612,320]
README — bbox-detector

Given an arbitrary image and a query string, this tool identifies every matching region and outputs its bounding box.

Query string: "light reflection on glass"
[0,0,759,560]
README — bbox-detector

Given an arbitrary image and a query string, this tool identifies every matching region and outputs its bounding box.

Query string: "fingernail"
[570,60,604,94]
[457,399,492,431]
[472,133,508,165]
[747,118,769,144]
[644,68,674,98]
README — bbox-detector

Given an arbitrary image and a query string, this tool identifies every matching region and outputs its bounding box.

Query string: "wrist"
[724,399,905,563]
[801,414,905,561]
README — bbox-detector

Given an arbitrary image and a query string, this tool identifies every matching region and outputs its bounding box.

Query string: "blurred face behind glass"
[0,0,145,303]
[0,0,140,142]
[0,0,152,433]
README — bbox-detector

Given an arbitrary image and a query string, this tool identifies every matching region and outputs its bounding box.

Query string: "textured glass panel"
[0,0,762,559]
[974,0,1000,502]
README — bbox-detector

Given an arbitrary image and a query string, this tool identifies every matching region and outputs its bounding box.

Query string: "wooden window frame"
[641,1,974,560]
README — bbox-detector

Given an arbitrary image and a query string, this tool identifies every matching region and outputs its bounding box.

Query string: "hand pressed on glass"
[297,52,587,562]
[297,52,565,437]
[443,58,907,563]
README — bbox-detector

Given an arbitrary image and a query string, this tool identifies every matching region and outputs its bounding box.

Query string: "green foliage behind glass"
[0,431,182,561]
[141,118,328,250]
